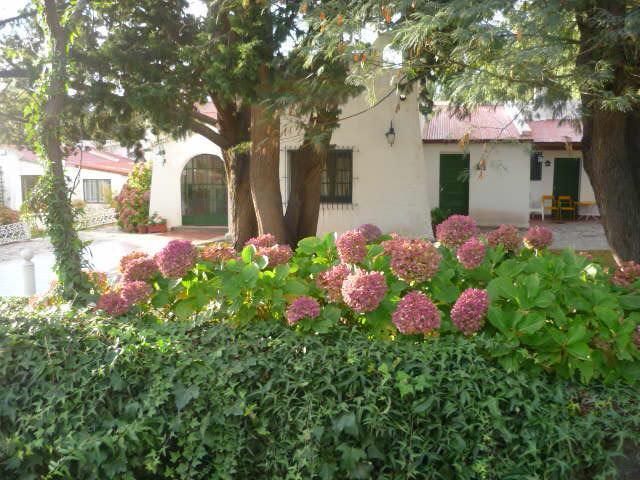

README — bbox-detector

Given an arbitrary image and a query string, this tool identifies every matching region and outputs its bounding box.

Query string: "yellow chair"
[557,195,576,220]
[541,195,557,220]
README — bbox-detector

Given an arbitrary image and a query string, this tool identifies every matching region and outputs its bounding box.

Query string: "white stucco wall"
[1,148,128,211]
[149,134,223,227]
[0,150,43,210]
[424,142,532,227]
[280,77,431,237]
[65,166,127,205]
[529,150,596,205]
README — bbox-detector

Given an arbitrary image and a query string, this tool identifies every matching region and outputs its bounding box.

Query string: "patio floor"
[529,219,609,251]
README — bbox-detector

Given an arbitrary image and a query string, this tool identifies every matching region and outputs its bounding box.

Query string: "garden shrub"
[0,205,20,225]
[115,162,152,232]
[92,218,640,385]
[1,302,639,479]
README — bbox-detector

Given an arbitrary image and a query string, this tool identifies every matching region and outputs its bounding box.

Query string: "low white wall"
[281,75,432,237]
[529,150,596,205]
[424,142,532,227]
[149,134,223,227]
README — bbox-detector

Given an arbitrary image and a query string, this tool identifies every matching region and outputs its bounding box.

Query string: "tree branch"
[192,109,219,127]
[189,117,228,149]
[0,68,32,78]
[0,11,36,28]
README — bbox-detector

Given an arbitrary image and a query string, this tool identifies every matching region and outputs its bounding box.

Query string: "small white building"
[148,94,596,236]
[0,146,134,211]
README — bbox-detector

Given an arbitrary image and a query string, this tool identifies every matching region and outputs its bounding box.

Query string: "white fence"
[0,222,31,245]
[0,208,117,246]
[76,208,117,230]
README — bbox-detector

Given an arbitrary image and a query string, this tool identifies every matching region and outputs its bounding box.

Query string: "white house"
[148,91,596,236]
[0,146,134,211]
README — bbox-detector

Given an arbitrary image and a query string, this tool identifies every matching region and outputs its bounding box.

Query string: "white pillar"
[20,248,35,296]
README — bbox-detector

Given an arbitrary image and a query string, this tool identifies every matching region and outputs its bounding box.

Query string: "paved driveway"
[0,226,226,297]
[532,220,609,251]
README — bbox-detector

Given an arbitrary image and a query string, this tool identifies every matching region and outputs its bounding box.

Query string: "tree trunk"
[581,109,640,262]
[249,103,288,243]
[225,150,257,249]
[213,104,257,249]
[41,0,88,299]
[576,1,640,262]
[284,109,338,244]
[284,140,327,245]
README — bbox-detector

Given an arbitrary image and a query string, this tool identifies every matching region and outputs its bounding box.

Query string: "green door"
[439,153,469,215]
[181,154,228,226]
[553,158,580,201]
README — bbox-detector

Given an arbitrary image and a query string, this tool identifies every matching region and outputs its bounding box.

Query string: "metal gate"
[181,154,228,226]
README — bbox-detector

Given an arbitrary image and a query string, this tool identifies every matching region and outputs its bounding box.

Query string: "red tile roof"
[65,149,135,175]
[528,119,582,144]
[4,145,134,175]
[422,105,524,142]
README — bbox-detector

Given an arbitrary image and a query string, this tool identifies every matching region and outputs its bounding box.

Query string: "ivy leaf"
[567,342,591,360]
[174,382,200,411]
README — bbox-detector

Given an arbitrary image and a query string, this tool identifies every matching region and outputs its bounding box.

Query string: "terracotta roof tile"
[422,105,523,142]
[528,119,582,144]
[65,149,135,175]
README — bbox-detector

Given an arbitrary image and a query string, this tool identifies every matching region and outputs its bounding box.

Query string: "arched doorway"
[181,154,228,225]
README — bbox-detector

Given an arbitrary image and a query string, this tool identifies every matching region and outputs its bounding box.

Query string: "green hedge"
[1,303,639,479]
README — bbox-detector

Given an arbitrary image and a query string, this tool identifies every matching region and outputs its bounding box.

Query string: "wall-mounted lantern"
[385,121,396,146]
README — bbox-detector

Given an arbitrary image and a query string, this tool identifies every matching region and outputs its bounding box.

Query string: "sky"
[1,0,27,19]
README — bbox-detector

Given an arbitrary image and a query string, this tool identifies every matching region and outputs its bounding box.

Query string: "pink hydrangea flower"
[316,263,351,303]
[523,225,553,250]
[257,244,293,267]
[612,261,640,288]
[286,296,321,325]
[245,233,277,249]
[336,229,368,264]
[392,291,441,334]
[154,239,198,278]
[436,215,479,248]
[201,243,237,264]
[634,325,640,350]
[456,237,486,269]
[356,223,382,242]
[123,256,159,282]
[450,288,490,336]
[96,290,129,317]
[381,233,406,257]
[341,270,387,313]
[119,251,148,273]
[120,281,153,305]
[389,238,441,283]
[486,224,521,251]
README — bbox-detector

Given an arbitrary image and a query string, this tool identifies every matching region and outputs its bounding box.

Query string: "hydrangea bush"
[115,163,152,232]
[91,215,640,385]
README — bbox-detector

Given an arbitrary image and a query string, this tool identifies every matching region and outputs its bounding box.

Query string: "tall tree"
[313,0,640,262]
[89,0,359,246]
[0,0,92,300]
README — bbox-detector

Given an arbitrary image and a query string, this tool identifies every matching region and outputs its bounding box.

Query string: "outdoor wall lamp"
[385,121,396,146]
[157,146,166,166]
[544,159,551,167]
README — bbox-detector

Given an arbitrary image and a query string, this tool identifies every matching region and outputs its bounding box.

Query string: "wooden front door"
[553,157,580,201]
[439,153,470,215]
